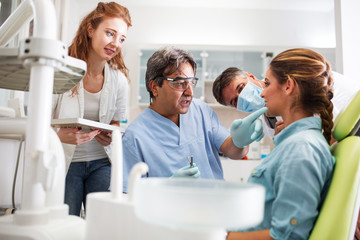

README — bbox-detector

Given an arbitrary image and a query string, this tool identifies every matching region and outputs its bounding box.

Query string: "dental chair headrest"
[332,90,360,142]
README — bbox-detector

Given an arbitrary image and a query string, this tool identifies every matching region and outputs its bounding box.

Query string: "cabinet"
[138,50,154,105]
[137,47,336,105]
[201,50,267,104]
[138,47,336,106]
[221,157,262,183]
[138,49,271,105]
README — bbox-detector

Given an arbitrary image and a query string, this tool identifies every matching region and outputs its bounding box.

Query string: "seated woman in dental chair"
[227,48,335,240]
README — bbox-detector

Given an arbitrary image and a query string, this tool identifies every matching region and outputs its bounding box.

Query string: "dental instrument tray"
[0,47,86,94]
[51,118,125,133]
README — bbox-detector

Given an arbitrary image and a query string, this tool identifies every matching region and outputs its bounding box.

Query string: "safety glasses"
[161,77,198,91]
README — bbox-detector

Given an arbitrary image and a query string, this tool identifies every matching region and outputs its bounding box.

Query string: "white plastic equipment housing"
[0,0,86,235]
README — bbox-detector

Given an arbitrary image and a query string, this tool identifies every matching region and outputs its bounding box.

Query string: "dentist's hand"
[230,107,268,148]
[171,164,200,178]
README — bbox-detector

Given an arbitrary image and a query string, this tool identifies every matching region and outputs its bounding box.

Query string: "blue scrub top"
[122,99,229,192]
[245,117,334,239]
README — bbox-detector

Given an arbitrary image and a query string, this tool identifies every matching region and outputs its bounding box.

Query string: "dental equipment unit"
[0,0,86,239]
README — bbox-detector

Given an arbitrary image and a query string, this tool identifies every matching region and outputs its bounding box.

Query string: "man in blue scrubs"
[122,47,264,192]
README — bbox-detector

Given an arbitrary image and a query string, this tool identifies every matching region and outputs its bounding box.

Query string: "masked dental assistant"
[213,67,360,139]
[213,68,282,138]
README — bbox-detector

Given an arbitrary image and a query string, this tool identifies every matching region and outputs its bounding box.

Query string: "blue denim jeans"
[65,158,111,216]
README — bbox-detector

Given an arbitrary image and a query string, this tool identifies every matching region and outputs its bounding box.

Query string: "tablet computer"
[51,118,125,133]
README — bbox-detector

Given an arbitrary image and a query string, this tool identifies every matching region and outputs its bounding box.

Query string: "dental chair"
[309,90,360,240]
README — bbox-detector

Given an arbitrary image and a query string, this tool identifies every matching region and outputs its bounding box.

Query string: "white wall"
[335,0,360,77]
[62,1,336,117]
[65,2,335,47]
[130,7,334,47]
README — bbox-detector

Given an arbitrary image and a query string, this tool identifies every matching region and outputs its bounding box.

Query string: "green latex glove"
[171,164,200,178]
[230,107,268,148]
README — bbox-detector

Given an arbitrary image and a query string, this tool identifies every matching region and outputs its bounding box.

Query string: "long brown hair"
[270,48,334,144]
[69,2,132,79]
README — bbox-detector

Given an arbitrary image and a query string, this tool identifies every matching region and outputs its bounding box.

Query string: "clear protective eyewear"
[162,77,198,90]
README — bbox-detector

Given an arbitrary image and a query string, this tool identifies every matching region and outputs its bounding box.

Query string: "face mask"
[236,81,265,113]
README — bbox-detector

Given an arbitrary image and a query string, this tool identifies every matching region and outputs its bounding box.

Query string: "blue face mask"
[236,81,265,113]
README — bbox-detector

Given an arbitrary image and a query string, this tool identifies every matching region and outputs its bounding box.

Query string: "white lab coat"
[52,62,128,172]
